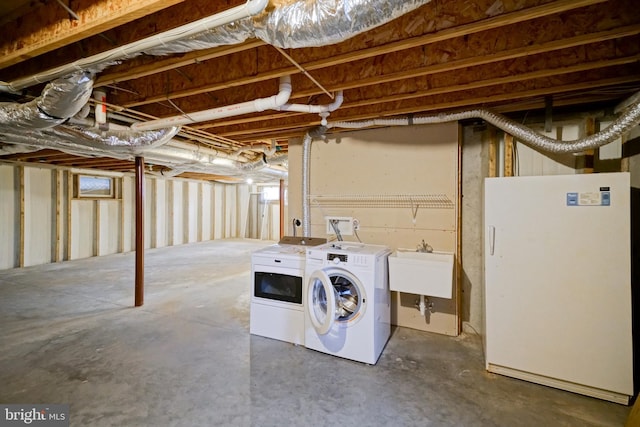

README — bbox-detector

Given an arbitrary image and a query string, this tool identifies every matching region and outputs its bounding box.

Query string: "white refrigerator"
[484,172,633,404]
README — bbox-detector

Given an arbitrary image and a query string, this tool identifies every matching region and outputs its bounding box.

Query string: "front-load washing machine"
[304,242,392,364]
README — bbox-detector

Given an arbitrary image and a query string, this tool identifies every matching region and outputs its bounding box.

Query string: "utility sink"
[388,249,454,299]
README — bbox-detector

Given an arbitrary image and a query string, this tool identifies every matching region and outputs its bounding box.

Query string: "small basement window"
[261,186,286,203]
[75,175,115,198]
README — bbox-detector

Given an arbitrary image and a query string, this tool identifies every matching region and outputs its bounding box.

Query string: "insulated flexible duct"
[1,0,430,92]
[328,99,640,154]
[0,0,270,93]
[0,72,93,129]
[0,125,179,157]
[140,0,431,56]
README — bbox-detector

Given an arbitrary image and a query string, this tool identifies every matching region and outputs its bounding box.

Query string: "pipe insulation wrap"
[328,100,640,154]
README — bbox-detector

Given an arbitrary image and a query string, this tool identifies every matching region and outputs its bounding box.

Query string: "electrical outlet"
[325,216,353,236]
[352,218,360,230]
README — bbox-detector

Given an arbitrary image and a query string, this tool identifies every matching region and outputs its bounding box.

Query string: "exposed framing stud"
[504,134,514,177]
[19,165,25,268]
[489,127,498,178]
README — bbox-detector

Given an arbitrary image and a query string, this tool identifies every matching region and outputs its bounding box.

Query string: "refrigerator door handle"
[488,226,495,255]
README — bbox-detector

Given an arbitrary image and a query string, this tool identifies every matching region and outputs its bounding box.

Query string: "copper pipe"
[279,178,285,239]
[135,156,145,307]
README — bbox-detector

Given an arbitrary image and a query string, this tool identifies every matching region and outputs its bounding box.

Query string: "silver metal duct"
[0,0,270,93]
[137,0,432,57]
[328,98,640,154]
[0,125,179,158]
[0,72,93,129]
[253,0,430,48]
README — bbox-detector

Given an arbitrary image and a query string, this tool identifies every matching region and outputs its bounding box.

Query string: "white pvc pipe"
[278,91,344,114]
[93,90,107,124]
[131,76,292,131]
[1,0,269,93]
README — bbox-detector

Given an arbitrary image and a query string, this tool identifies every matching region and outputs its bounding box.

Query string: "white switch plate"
[325,216,353,236]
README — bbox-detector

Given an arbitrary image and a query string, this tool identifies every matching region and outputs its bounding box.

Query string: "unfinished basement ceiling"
[0,0,639,182]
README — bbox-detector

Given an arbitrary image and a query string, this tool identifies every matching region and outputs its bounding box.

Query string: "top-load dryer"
[304,242,392,364]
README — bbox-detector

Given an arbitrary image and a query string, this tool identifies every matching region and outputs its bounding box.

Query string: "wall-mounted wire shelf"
[309,194,454,209]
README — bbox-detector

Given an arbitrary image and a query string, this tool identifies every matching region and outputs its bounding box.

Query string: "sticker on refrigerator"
[566,191,610,206]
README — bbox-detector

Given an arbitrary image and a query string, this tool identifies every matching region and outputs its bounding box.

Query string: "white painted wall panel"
[71,200,95,259]
[144,178,153,249]
[515,125,578,176]
[98,201,120,255]
[270,204,280,240]
[0,165,17,269]
[1,164,250,270]
[236,185,249,239]
[213,184,224,239]
[201,183,212,240]
[155,179,168,248]
[122,176,134,252]
[187,182,198,243]
[224,186,236,237]
[24,168,53,267]
[288,123,459,336]
[172,182,184,245]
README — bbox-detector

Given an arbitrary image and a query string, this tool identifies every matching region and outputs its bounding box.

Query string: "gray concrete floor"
[0,239,631,426]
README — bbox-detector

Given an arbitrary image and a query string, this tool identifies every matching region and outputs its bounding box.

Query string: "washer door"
[307,270,338,335]
[307,267,365,336]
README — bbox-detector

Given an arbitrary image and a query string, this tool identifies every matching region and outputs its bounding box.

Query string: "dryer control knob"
[332,257,340,264]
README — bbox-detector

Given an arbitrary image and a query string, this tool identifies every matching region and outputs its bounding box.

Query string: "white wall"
[0,165,17,269]
[288,123,460,336]
[0,163,263,270]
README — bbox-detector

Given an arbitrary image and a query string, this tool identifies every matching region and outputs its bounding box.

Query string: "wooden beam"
[198,54,640,132]
[95,200,101,257]
[120,0,608,108]
[288,26,640,100]
[621,133,630,172]
[96,40,265,87]
[279,179,285,240]
[216,73,640,139]
[19,166,25,268]
[489,128,498,178]
[341,56,640,111]
[151,178,157,249]
[135,156,145,307]
[504,134,514,177]
[66,171,73,260]
[55,170,62,262]
[0,0,186,69]
[198,182,204,242]
[119,177,125,254]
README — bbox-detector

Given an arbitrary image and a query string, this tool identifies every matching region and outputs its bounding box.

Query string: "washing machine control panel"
[327,253,348,263]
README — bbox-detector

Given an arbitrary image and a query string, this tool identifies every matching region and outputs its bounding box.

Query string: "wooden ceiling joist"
[1,0,638,181]
[0,0,187,70]
[115,0,609,109]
